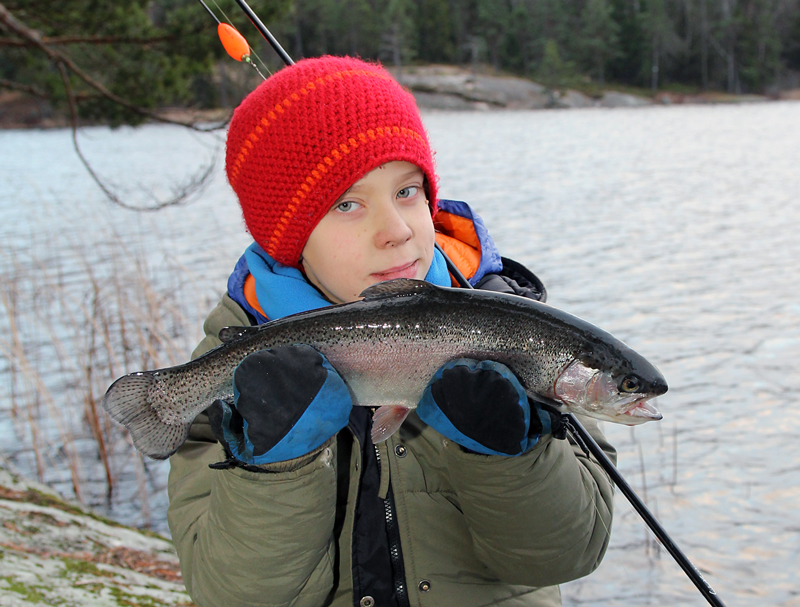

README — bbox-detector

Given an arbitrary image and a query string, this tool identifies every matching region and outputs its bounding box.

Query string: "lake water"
[2,101,799,606]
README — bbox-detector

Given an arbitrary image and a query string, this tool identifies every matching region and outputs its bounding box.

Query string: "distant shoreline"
[2,64,799,130]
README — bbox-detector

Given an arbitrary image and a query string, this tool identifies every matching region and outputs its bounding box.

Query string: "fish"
[102,278,667,460]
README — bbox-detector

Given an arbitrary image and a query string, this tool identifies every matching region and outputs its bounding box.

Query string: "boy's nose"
[374,203,413,248]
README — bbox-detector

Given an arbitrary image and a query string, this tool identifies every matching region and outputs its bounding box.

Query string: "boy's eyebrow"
[396,168,425,182]
[340,168,424,197]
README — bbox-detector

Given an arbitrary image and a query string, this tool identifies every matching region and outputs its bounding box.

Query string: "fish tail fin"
[102,372,190,460]
[371,405,412,444]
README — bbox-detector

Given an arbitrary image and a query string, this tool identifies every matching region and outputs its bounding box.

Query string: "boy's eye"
[335,201,360,213]
[397,186,419,199]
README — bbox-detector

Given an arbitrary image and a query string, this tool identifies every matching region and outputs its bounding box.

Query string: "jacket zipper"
[374,444,410,607]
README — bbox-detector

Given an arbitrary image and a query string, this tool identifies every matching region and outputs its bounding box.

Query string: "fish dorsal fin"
[218,326,260,343]
[359,278,437,301]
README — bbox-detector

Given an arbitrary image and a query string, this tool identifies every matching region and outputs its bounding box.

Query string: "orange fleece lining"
[244,274,267,320]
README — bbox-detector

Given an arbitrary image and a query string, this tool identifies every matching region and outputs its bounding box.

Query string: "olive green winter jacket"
[167,294,617,607]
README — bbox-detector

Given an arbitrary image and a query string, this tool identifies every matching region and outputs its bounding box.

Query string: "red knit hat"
[225,55,438,267]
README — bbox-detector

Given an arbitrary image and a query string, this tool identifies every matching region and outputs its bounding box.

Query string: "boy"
[167,56,616,607]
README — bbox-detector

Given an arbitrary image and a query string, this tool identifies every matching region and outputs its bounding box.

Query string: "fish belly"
[319,338,469,408]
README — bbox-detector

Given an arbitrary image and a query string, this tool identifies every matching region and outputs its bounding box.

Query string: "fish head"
[552,351,668,425]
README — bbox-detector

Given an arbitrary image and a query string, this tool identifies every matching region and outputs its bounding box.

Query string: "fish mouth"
[620,397,663,423]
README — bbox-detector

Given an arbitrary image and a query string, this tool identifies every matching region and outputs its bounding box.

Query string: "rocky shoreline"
[3,64,798,129]
[394,64,654,110]
[393,65,800,110]
[0,457,193,606]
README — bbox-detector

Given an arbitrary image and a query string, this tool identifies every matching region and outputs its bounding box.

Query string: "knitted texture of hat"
[225,55,438,267]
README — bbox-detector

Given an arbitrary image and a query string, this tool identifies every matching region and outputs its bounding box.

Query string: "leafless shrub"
[0,230,205,526]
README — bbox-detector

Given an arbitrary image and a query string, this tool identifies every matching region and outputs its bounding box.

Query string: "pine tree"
[415,0,455,63]
[580,0,621,83]
[476,0,510,71]
[382,0,417,67]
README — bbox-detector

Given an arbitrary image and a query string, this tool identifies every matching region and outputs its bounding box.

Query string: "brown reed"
[0,234,205,527]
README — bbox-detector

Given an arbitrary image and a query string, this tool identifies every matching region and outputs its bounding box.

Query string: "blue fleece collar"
[243,242,451,321]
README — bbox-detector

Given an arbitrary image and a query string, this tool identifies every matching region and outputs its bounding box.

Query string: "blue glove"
[417,359,565,456]
[208,344,352,465]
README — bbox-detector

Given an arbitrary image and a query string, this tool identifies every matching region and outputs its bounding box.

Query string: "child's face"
[301,161,435,304]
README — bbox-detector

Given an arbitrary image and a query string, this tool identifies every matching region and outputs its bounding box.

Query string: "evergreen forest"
[278,0,800,94]
[2,0,800,125]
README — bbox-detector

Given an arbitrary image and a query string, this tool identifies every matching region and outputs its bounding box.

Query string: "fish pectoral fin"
[371,406,412,443]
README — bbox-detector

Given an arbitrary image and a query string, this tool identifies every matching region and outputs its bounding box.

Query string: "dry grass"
[0,233,208,526]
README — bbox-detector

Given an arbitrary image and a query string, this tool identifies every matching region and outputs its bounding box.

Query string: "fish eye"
[620,375,641,393]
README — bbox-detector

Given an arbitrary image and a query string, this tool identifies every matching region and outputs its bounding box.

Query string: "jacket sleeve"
[167,294,339,607]
[442,415,616,587]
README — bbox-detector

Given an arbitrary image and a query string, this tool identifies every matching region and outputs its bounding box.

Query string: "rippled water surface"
[2,101,799,606]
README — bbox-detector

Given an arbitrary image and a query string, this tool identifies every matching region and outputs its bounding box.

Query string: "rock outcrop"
[392,65,657,110]
[0,458,192,607]
[393,65,549,110]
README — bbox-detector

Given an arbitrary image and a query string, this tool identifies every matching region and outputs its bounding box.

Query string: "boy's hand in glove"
[417,359,566,456]
[208,344,352,465]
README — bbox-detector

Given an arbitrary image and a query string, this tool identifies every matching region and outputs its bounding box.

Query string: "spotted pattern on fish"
[102,279,667,459]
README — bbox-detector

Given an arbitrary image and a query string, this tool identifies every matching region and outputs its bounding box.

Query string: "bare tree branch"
[0,2,227,132]
[0,77,48,97]
[2,1,226,211]
[56,60,217,212]
[0,34,174,47]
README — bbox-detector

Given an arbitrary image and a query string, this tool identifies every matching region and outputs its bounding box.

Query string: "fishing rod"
[562,415,725,606]
[230,0,294,66]
[203,4,727,605]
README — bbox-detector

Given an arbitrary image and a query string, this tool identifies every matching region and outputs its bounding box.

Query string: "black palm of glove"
[208,344,352,465]
[418,359,566,456]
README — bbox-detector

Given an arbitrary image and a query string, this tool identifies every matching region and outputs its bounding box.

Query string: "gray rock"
[0,458,192,606]
[599,91,653,108]
[396,66,548,110]
[411,91,489,111]
[553,90,595,109]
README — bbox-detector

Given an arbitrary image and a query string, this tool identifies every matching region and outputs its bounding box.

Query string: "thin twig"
[57,60,215,211]
[0,78,48,97]
[0,34,174,47]
[0,2,226,132]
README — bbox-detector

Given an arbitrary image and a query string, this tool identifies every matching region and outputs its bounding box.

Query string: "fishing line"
[197,0,220,23]
[208,0,272,78]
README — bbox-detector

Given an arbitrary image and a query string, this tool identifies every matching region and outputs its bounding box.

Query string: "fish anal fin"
[359,279,437,301]
[218,326,260,343]
[371,405,412,443]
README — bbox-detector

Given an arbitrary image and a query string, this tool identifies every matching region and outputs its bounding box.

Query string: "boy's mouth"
[371,260,419,281]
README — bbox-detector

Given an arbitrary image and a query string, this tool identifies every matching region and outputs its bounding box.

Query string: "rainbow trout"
[103,279,667,459]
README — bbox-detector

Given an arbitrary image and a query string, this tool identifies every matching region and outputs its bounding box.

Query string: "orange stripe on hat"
[265,125,426,259]
[228,69,395,188]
